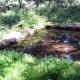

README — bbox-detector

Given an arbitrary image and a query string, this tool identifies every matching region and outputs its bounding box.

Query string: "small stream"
[6,29,80,61]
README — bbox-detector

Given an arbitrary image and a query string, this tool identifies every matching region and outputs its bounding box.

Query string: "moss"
[19,30,47,46]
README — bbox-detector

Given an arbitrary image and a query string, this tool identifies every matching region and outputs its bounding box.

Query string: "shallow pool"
[6,29,80,61]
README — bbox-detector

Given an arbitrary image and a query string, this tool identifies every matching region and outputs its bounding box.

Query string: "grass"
[0,10,46,40]
[0,50,80,80]
[0,3,80,80]
[19,30,47,46]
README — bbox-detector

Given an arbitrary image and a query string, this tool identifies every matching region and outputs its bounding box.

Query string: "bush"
[37,4,80,22]
[0,50,80,80]
[67,5,80,21]
[19,9,45,28]
[2,11,21,26]
[36,5,51,16]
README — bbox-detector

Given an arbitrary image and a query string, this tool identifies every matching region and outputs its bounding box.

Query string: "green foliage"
[18,9,45,28]
[67,5,80,21]
[0,13,3,25]
[0,50,80,80]
[38,4,80,22]
[2,11,21,26]
[34,0,80,23]
[0,9,45,30]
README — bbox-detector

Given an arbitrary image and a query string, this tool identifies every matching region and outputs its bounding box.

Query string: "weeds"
[2,11,21,26]
[0,50,80,80]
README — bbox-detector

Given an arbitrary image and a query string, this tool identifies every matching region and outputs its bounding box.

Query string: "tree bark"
[19,0,22,9]
[35,0,39,8]
[49,0,51,6]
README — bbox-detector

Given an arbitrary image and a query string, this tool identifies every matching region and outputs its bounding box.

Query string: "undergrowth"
[0,50,80,80]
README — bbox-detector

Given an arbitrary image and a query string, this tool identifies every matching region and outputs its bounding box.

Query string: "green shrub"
[37,5,51,16]
[67,5,80,21]
[19,9,45,28]
[2,11,21,26]
[37,4,80,22]
[0,50,80,80]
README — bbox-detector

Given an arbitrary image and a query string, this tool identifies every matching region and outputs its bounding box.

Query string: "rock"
[3,31,21,39]
[44,22,80,30]
[34,23,45,32]
[60,23,76,29]
[8,38,16,43]
[21,31,29,38]
[76,23,80,28]
[59,23,80,29]
[0,40,10,49]
[27,28,37,36]
[0,23,46,49]
[3,31,29,43]
[45,22,59,27]
[16,31,28,42]
[1,22,80,49]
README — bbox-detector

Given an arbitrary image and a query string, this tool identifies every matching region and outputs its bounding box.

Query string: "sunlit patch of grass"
[0,50,36,80]
[0,50,80,80]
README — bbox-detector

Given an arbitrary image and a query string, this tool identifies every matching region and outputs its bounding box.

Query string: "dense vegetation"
[0,0,80,28]
[0,50,80,80]
[0,0,80,80]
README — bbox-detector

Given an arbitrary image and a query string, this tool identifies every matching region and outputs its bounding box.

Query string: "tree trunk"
[49,0,51,6]
[35,0,39,8]
[19,0,22,9]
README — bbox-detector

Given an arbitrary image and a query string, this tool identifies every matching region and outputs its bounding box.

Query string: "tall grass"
[18,9,46,29]
[1,11,21,27]
[0,50,80,80]
[0,9,45,29]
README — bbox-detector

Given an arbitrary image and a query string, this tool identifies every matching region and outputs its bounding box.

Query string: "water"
[6,29,80,61]
[65,54,73,60]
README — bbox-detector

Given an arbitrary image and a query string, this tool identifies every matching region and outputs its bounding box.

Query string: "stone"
[34,23,45,31]
[8,38,16,43]
[59,23,80,29]
[27,28,37,36]
[1,22,80,50]
[3,31,21,39]
[45,22,60,28]
[0,40,10,49]
[76,23,80,28]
